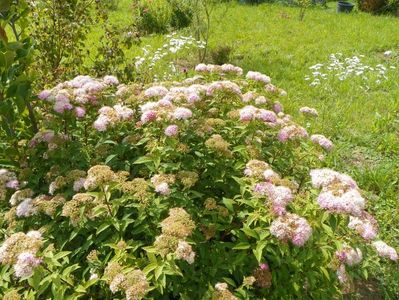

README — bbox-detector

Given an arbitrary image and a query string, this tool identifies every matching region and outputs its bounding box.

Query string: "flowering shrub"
[0,64,397,299]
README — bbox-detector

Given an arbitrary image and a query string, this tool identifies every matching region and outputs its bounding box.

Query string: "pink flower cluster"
[164,125,179,137]
[144,86,169,98]
[169,86,202,104]
[206,80,241,96]
[299,106,319,117]
[173,107,193,120]
[278,125,309,142]
[246,71,271,84]
[348,212,378,240]
[310,134,334,152]
[175,240,195,264]
[243,160,271,179]
[38,75,119,116]
[254,182,293,215]
[335,245,363,266]
[29,130,68,149]
[270,213,312,246]
[310,169,357,190]
[151,175,171,196]
[310,169,365,216]
[14,252,42,278]
[93,105,134,132]
[317,187,365,217]
[195,63,243,76]
[239,105,277,124]
[16,198,36,217]
[0,231,43,279]
[372,241,398,261]
[0,169,19,190]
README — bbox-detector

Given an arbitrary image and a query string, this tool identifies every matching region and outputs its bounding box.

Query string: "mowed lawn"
[105,1,399,294]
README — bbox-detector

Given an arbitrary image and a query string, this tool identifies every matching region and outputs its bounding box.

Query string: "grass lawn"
[103,1,399,295]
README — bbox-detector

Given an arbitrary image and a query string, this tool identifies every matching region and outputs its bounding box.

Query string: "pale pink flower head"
[6,180,19,189]
[256,109,277,123]
[14,252,42,278]
[300,106,318,117]
[103,75,119,86]
[93,115,109,132]
[348,213,378,240]
[270,213,312,246]
[154,182,171,195]
[317,189,365,216]
[273,102,283,114]
[372,241,398,261]
[242,92,255,103]
[158,98,173,107]
[187,93,200,103]
[254,182,293,216]
[113,104,134,121]
[144,86,168,98]
[173,107,192,120]
[255,96,268,105]
[221,64,243,76]
[165,125,179,137]
[38,89,52,100]
[311,134,334,152]
[195,63,208,73]
[83,81,104,93]
[310,168,357,190]
[54,100,73,114]
[55,92,69,103]
[239,105,257,122]
[246,71,271,84]
[27,230,42,239]
[75,107,86,118]
[278,125,308,142]
[335,245,363,266]
[73,178,86,192]
[16,198,36,217]
[141,110,157,124]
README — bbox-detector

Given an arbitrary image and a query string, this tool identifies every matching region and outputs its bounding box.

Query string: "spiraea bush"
[0,65,397,299]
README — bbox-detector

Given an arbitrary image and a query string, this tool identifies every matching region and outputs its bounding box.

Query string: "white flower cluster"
[134,33,205,81]
[305,53,396,87]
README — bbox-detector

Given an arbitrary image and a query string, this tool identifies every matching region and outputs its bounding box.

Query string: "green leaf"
[155,265,164,280]
[0,50,15,68]
[233,242,251,250]
[222,197,235,212]
[222,277,237,287]
[253,240,267,262]
[53,251,71,261]
[320,266,330,281]
[105,154,117,164]
[143,262,158,275]
[133,156,154,164]
[96,222,111,235]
